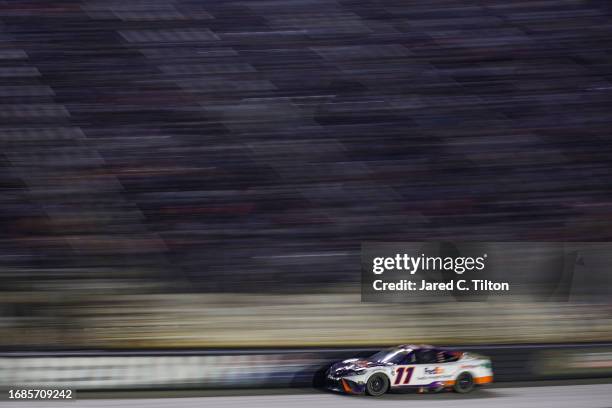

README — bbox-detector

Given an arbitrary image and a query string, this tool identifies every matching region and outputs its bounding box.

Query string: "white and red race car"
[326,344,493,396]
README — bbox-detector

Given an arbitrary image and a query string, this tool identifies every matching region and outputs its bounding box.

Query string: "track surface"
[1,383,611,408]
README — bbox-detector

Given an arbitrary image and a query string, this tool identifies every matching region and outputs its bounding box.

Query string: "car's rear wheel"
[366,373,389,396]
[453,372,475,393]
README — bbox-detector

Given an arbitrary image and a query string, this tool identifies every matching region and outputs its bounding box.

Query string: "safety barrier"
[0,343,610,390]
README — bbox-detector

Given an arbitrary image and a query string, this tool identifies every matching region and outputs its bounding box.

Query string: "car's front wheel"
[453,372,475,393]
[366,373,389,396]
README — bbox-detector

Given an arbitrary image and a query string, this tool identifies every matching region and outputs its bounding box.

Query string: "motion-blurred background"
[0,0,612,357]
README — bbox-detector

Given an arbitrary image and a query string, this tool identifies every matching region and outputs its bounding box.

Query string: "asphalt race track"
[1,383,611,408]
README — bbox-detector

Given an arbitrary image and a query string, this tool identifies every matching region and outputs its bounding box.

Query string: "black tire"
[366,373,389,396]
[453,372,475,394]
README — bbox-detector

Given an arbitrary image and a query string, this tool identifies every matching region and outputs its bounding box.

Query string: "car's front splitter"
[326,377,366,394]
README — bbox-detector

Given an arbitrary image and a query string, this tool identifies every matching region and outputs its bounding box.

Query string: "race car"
[326,344,492,396]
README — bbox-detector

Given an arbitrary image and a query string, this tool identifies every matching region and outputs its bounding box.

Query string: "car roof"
[396,344,436,351]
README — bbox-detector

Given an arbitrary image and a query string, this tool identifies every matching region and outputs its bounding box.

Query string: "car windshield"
[369,348,408,363]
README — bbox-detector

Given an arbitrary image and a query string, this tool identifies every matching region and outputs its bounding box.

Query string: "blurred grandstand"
[0,0,612,348]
